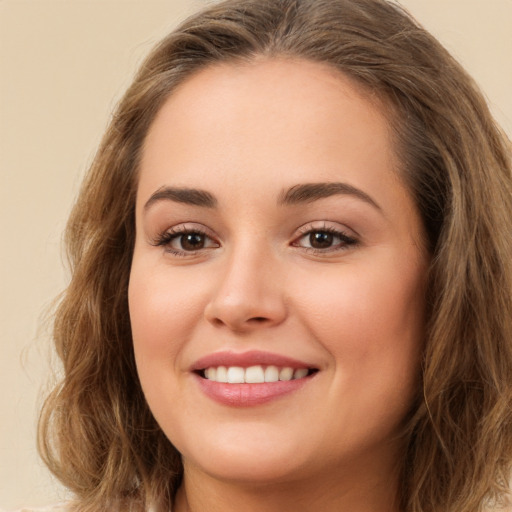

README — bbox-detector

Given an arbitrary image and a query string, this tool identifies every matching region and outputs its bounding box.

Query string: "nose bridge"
[204,234,286,330]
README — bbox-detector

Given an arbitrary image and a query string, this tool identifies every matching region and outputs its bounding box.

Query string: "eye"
[175,232,209,251]
[307,231,336,249]
[293,226,358,253]
[153,226,219,256]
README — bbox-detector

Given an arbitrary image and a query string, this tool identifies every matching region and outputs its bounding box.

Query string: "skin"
[129,58,429,512]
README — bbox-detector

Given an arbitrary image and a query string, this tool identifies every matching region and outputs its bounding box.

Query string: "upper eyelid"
[294,220,358,238]
[163,223,217,238]
[148,223,218,247]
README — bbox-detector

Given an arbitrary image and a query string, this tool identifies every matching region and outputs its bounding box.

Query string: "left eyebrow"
[278,182,382,211]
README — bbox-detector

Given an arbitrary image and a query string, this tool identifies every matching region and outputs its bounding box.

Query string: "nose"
[204,245,287,332]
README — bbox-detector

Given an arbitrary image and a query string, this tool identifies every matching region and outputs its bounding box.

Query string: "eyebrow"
[143,181,381,212]
[144,186,217,210]
[278,182,381,210]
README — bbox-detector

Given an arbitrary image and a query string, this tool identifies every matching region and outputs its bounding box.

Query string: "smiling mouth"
[198,365,318,384]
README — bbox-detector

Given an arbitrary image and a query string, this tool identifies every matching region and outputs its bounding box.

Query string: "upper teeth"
[203,365,309,383]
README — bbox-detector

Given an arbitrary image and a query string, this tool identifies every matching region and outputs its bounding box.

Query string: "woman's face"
[129,59,428,487]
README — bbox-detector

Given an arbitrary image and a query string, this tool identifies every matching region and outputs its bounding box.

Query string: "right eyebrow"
[143,186,217,211]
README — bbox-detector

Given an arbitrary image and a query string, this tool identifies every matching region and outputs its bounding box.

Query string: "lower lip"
[194,374,313,407]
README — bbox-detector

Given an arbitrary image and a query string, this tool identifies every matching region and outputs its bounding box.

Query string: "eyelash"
[152,226,218,257]
[152,224,358,257]
[292,225,358,254]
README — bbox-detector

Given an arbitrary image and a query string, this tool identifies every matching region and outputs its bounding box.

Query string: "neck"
[173,455,402,512]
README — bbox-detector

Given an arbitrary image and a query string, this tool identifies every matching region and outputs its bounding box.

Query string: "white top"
[1,504,159,512]
[1,505,70,512]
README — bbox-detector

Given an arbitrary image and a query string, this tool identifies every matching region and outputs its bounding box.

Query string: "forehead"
[137,58,420,238]
[140,58,396,184]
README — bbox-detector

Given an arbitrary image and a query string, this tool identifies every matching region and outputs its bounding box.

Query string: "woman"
[32,0,512,511]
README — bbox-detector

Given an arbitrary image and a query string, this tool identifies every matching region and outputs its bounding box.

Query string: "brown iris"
[180,233,206,251]
[309,231,334,249]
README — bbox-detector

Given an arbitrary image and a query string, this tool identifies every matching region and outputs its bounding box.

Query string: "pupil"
[181,233,204,250]
[310,231,333,248]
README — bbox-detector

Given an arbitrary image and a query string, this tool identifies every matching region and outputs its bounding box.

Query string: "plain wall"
[1,0,511,509]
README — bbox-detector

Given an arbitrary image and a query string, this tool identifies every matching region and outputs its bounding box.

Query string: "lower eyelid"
[297,240,357,252]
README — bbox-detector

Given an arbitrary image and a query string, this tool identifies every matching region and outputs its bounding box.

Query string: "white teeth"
[264,365,279,382]
[227,366,245,383]
[202,365,311,383]
[245,365,265,383]
[293,368,308,379]
[216,366,228,383]
[279,367,294,381]
[205,367,217,380]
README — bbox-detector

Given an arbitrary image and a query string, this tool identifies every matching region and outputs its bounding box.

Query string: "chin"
[174,424,317,485]
[187,452,312,485]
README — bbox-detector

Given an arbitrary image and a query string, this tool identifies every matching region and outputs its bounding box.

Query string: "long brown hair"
[38,1,512,510]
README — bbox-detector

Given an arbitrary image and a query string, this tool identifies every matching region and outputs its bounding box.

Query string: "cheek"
[293,252,426,380]
[128,261,208,369]
[128,260,212,433]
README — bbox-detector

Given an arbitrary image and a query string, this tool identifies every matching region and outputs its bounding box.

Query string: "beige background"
[1,0,511,509]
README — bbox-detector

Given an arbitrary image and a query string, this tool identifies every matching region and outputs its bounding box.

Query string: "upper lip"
[191,350,317,371]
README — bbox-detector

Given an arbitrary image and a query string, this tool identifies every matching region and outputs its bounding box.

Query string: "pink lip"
[191,350,318,407]
[195,377,312,407]
[191,350,314,371]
